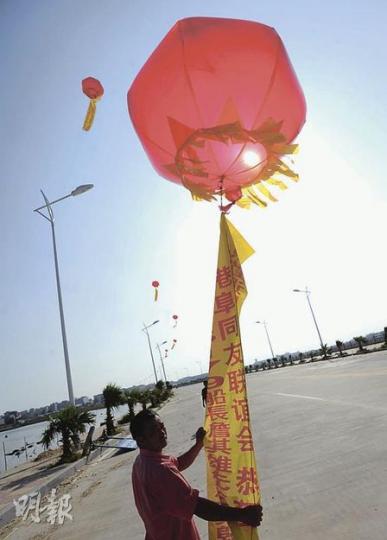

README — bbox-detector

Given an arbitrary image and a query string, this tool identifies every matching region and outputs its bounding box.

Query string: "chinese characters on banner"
[204,214,260,540]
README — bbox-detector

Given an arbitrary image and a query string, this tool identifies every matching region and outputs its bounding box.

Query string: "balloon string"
[219,175,224,211]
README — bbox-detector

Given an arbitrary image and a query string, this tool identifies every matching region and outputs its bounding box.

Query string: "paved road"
[1,351,386,540]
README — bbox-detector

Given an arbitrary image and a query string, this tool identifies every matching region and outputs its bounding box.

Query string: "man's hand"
[177,428,207,471]
[195,427,206,446]
[239,505,263,527]
[195,497,263,527]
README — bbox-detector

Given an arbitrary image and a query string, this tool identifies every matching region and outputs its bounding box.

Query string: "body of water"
[0,405,129,475]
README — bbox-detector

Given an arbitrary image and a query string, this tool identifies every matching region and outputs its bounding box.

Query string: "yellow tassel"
[83,99,97,131]
[154,288,158,302]
[266,178,288,191]
[278,160,299,179]
[235,197,252,209]
[257,184,277,202]
[245,188,267,208]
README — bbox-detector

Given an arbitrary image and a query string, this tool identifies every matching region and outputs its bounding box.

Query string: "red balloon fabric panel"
[128,17,306,204]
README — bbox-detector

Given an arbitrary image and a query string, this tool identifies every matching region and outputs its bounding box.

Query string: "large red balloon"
[128,17,306,202]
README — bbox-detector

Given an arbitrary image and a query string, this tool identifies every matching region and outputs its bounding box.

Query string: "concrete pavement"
[1,350,386,540]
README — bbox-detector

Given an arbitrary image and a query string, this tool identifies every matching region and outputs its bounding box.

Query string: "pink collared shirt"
[132,448,201,540]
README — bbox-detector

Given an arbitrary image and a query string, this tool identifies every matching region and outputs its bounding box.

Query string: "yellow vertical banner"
[204,213,260,540]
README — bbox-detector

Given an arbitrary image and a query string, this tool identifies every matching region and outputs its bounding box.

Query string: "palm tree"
[103,383,124,436]
[336,340,345,357]
[139,389,151,410]
[40,406,95,463]
[354,336,367,353]
[124,389,140,422]
[155,380,165,391]
[320,343,331,359]
[153,380,169,406]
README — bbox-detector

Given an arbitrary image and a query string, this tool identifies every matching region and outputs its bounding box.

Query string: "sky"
[1,0,386,412]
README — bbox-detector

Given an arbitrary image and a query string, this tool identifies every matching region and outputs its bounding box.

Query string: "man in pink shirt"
[131,409,262,539]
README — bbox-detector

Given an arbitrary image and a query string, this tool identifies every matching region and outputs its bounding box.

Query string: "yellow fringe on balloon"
[166,118,301,209]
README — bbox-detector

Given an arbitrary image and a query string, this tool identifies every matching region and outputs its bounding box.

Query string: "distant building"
[365,331,384,344]
[0,416,5,426]
[57,400,70,410]
[4,411,20,425]
[75,396,91,406]
[93,394,104,405]
[48,403,58,413]
[35,406,49,416]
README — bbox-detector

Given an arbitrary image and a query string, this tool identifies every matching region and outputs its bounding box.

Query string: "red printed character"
[223,341,243,366]
[206,388,227,407]
[206,437,231,455]
[214,292,235,315]
[216,266,232,289]
[209,422,230,440]
[209,455,232,474]
[236,425,254,451]
[232,398,249,421]
[215,471,231,498]
[236,467,259,496]
[230,252,246,291]
[207,403,228,422]
[218,315,239,341]
[227,369,245,393]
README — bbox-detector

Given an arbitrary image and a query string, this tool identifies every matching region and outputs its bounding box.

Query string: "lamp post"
[33,184,94,405]
[142,320,159,384]
[255,320,276,361]
[156,340,168,382]
[2,437,8,472]
[293,287,325,354]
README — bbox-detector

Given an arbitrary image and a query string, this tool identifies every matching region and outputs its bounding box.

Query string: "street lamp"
[156,341,168,382]
[2,436,8,472]
[142,320,159,384]
[33,184,94,405]
[293,287,325,353]
[255,320,276,361]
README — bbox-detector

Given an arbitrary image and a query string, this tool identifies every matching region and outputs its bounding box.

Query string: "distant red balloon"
[82,77,104,99]
[128,17,306,205]
[172,315,178,320]
[82,77,104,131]
[152,280,159,301]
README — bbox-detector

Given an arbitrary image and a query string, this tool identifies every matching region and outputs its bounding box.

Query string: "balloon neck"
[219,201,235,214]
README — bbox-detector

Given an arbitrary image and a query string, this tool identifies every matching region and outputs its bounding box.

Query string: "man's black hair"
[130,409,158,440]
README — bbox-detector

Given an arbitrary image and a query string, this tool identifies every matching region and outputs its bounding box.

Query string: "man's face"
[138,416,168,452]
